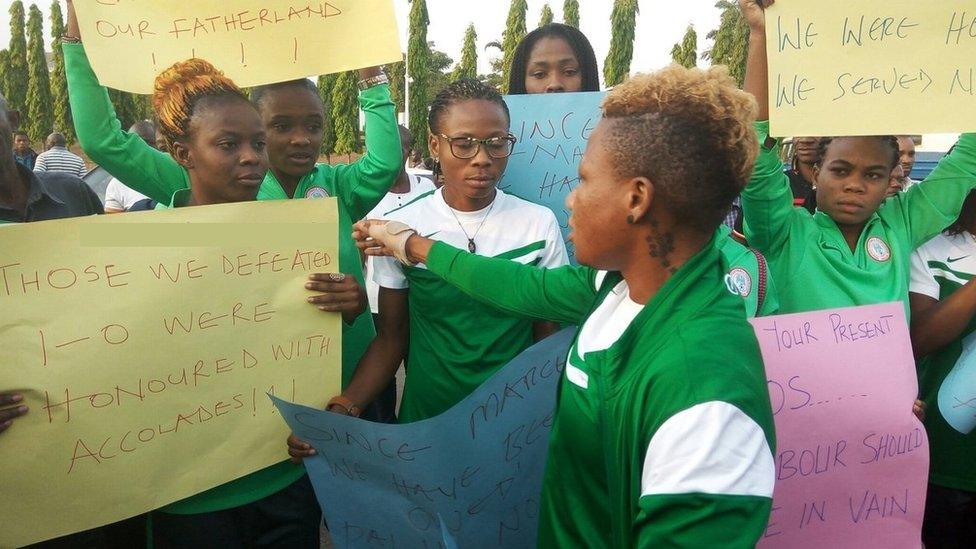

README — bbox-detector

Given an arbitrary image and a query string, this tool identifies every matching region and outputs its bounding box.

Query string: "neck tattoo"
[448,199,496,253]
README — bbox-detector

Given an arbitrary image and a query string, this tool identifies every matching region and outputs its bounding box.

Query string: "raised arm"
[909,247,976,358]
[893,134,976,249]
[64,1,188,203]
[331,69,402,221]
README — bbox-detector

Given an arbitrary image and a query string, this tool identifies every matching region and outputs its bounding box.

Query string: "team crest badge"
[866,237,891,262]
[305,186,330,199]
[725,268,753,297]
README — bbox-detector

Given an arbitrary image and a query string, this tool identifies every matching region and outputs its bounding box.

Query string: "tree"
[427,43,454,94]
[563,0,580,28]
[482,42,505,91]
[500,0,528,94]
[539,4,554,27]
[25,4,52,142]
[703,0,749,86]
[671,25,698,69]
[50,0,74,143]
[331,70,360,158]
[387,56,406,114]
[407,0,431,156]
[316,73,338,162]
[604,0,639,87]
[451,24,478,81]
[0,50,10,102]
[7,1,28,114]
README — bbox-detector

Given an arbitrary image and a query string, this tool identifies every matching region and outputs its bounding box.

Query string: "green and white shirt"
[373,188,568,422]
[910,231,976,492]
[423,232,776,547]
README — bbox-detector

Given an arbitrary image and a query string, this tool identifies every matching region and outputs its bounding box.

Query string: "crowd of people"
[2,0,975,546]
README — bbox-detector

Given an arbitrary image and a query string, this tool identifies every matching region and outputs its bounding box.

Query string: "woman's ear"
[428,133,440,161]
[627,176,655,223]
[171,141,193,170]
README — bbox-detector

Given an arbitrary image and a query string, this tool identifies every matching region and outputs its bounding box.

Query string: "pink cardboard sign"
[750,303,927,548]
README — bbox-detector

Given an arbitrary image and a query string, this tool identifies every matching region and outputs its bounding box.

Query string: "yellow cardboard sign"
[0,200,341,548]
[73,0,402,94]
[766,1,976,137]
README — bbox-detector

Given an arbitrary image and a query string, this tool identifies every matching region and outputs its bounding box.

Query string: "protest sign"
[937,330,976,434]
[73,0,402,94]
[751,303,927,548]
[766,1,976,136]
[273,328,575,549]
[501,91,605,263]
[0,200,341,548]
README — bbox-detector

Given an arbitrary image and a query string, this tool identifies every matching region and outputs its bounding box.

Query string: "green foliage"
[316,73,338,158]
[6,1,28,113]
[386,56,406,114]
[703,0,750,86]
[563,0,580,28]
[671,25,698,69]
[604,0,639,87]
[539,4,554,27]
[50,0,73,143]
[331,71,360,156]
[0,50,10,103]
[500,0,528,94]
[407,0,431,156]
[26,4,52,142]
[451,24,478,81]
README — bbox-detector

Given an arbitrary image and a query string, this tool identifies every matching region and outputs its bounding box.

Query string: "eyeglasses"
[436,134,517,159]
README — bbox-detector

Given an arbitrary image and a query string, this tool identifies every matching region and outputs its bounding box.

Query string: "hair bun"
[151,58,245,150]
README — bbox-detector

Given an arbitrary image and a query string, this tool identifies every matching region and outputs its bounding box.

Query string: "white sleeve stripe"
[641,401,774,499]
[594,271,608,291]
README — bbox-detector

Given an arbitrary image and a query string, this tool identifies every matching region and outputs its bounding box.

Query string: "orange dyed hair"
[152,58,248,151]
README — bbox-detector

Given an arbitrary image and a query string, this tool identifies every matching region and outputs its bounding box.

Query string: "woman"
[62,0,400,397]
[909,190,976,547]
[295,79,568,428]
[739,0,976,318]
[356,66,776,547]
[508,23,600,94]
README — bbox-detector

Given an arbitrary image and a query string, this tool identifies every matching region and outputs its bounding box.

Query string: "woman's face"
[814,137,893,229]
[176,98,268,205]
[258,85,325,182]
[524,36,583,94]
[429,99,512,204]
[566,121,631,269]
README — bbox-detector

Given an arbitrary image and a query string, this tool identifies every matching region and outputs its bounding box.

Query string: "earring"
[626,214,635,225]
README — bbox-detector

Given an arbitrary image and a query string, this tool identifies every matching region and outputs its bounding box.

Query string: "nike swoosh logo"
[421,231,440,239]
[948,256,970,263]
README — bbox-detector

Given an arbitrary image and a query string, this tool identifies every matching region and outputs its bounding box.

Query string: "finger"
[0,420,11,434]
[0,405,28,423]
[0,393,23,406]
[305,280,355,293]
[307,291,360,305]
[286,434,311,450]
[364,247,394,257]
[308,272,348,283]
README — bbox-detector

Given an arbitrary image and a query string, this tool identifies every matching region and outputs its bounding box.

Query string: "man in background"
[34,132,87,178]
[103,120,155,213]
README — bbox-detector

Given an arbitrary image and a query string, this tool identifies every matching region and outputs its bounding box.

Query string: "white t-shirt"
[104,178,150,211]
[373,187,568,292]
[910,231,976,299]
[364,174,437,313]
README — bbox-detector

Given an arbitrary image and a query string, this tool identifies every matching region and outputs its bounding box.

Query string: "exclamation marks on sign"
[240,43,247,67]
[293,37,298,63]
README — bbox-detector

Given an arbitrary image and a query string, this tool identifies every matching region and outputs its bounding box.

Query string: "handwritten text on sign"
[750,303,928,549]
[501,92,604,264]
[274,328,575,549]
[766,1,975,136]
[0,200,341,548]
[73,0,402,94]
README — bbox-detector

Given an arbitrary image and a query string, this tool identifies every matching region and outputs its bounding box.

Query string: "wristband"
[358,73,389,91]
[369,220,418,266]
[327,395,362,417]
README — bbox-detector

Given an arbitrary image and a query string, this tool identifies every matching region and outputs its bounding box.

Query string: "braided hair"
[508,23,600,95]
[428,78,510,179]
[815,136,900,169]
[152,58,250,151]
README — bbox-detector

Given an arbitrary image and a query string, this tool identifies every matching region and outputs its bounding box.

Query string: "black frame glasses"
[436,133,518,159]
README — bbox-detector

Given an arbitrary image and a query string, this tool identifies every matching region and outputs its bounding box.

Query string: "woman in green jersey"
[738,0,976,318]
[354,65,776,547]
[63,0,401,396]
[909,190,976,546]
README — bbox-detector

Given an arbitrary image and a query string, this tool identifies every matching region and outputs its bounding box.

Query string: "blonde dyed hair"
[601,65,759,232]
[152,58,248,151]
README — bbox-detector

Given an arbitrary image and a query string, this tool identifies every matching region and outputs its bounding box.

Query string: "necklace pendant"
[468,239,476,253]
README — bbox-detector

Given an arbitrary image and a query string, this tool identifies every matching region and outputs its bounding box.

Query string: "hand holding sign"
[70,0,401,94]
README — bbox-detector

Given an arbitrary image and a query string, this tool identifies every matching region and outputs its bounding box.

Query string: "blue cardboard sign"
[500,91,606,263]
[272,328,576,549]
